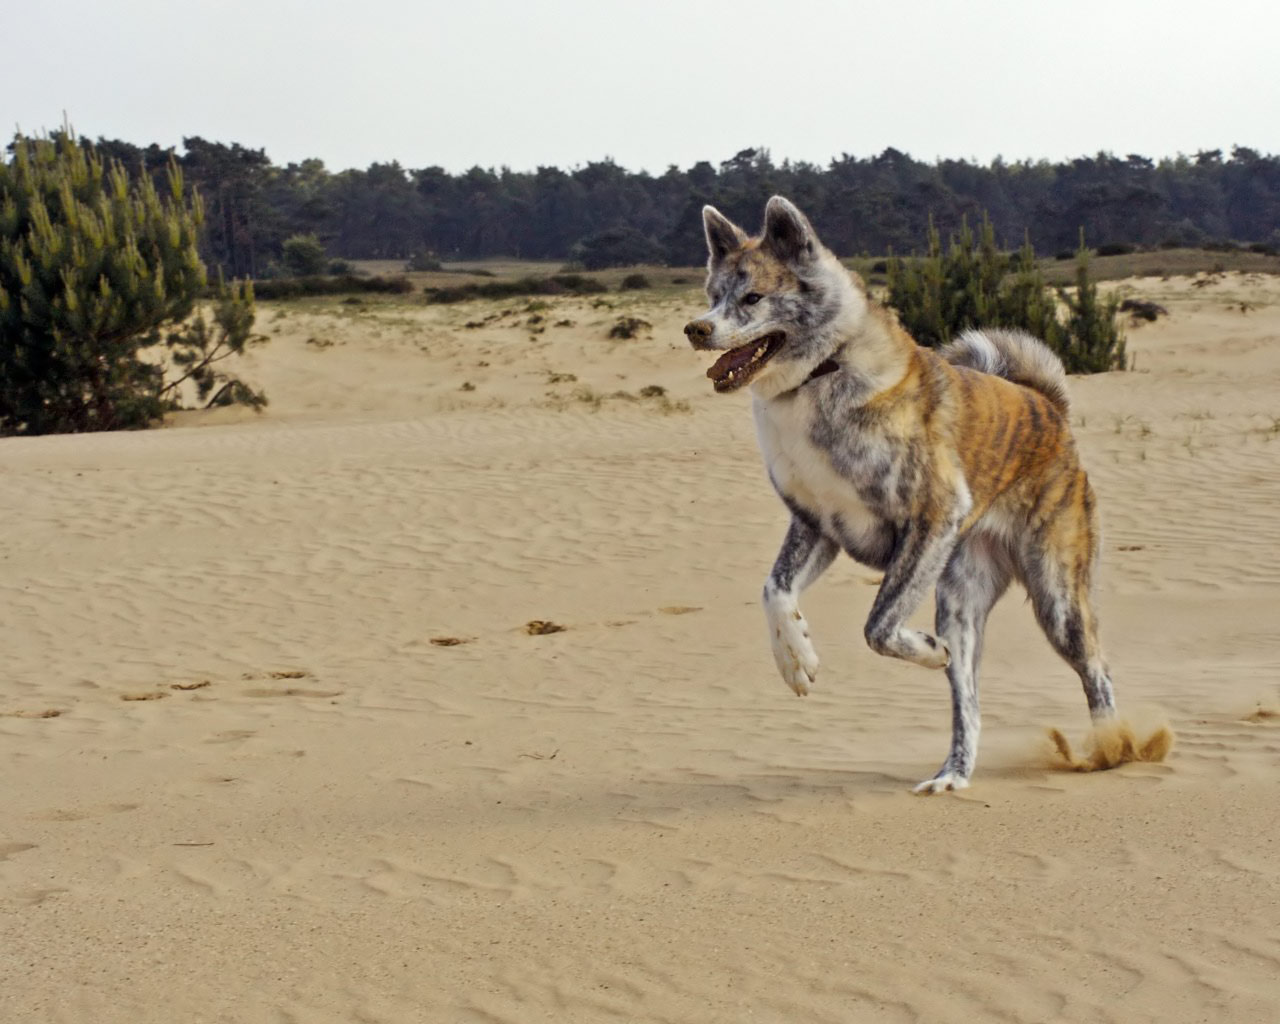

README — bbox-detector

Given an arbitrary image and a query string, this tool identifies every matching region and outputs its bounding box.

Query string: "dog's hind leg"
[1028,568,1116,721]
[1020,483,1118,721]
[763,514,839,696]
[914,537,1011,794]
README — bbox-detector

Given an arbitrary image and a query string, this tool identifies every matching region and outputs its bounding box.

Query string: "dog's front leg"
[763,515,838,696]
[863,511,964,670]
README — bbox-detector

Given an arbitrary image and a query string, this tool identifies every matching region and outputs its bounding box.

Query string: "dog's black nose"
[685,320,713,348]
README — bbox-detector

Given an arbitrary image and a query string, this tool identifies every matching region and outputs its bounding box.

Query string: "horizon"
[8,127,1274,178]
[5,0,1279,178]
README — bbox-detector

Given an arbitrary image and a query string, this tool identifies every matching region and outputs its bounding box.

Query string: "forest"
[50,136,1280,278]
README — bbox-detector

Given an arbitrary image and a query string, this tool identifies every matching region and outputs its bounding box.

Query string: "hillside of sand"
[2,270,1278,1023]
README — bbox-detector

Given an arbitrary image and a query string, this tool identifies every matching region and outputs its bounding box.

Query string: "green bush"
[886,215,1125,374]
[405,251,443,271]
[1057,231,1128,374]
[252,274,413,300]
[282,233,328,276]
[0,131,262,435]
[423,274,607,304]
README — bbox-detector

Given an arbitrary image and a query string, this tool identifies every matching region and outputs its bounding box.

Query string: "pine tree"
[885,213,1125,374]
[1057,229,1128,373]
[0,129,263,435]
[996,232,1065,350]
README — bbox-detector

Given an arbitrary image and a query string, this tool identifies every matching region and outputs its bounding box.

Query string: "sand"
[2,272,1278,1023]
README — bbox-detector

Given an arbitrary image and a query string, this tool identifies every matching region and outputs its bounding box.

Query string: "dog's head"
[684,196,858,398]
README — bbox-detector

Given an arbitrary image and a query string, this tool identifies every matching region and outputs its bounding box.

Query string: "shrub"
[608,316,651,339]
[1095,242,1135,257]
[405,251,443,271]
[1118,298,1167,321]
[885,215,1125,374]
[0,131,262,434]
[619,273,651,290]
[252,274,412,300]
[569,227,664,270]
[282,233,328,276]
[423,274,607,304]
[1057,231,1127,374]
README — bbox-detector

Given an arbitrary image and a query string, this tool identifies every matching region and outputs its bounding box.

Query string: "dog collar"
[803,357,841,385]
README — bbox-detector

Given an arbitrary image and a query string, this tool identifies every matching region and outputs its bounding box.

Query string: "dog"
[684,196,1117,793]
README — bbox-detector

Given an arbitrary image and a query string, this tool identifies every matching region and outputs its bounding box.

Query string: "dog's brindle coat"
[685,196,1116,793]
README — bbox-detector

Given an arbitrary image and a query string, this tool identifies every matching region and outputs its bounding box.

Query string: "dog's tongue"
[706,339,765,381]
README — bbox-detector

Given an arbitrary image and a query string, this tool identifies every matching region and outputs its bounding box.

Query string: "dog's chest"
[753,392,890,555]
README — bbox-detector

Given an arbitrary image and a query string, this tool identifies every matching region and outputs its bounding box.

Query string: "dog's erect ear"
[703,205,747,262]
[763,196,818,267]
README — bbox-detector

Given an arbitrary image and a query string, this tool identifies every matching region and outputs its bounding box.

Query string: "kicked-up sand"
[2,271,1279,1022]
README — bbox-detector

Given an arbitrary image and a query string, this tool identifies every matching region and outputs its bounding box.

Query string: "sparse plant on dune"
[887,216,1126,374]
[0,129,263,434]
[608,316,651,340]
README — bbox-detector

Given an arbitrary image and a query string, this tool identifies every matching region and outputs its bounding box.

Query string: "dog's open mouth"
[705,332,785,393]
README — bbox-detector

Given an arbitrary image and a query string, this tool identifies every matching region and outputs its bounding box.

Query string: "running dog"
[684,196,1117,793]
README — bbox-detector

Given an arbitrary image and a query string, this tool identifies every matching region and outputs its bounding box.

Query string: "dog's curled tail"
[941,328,1071,415]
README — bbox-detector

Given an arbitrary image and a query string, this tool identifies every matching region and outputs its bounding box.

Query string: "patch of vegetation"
[1118,298,1168,321]
[405,251,443,271]
[0,130,263,434]
[282,233,328,276]
[608,316,652,339]
[887,215,1126,374]
[424,274,607,304]
[252,275,413,300]
[619,273,651,290]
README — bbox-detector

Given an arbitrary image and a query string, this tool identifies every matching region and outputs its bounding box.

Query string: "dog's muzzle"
[684,319,716,350]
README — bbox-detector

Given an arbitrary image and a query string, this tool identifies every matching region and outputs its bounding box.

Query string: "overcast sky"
[6,0,1278,174]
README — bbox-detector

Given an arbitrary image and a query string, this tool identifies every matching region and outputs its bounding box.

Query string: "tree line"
[28,136,1280,277]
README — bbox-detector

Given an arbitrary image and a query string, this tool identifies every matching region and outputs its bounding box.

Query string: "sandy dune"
[3,273,1279,1022]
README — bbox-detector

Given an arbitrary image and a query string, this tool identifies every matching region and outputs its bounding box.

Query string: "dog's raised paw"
[770,613,819,696]
[912,771,970,795]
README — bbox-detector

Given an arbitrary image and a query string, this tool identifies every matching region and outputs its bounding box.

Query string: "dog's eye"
[743,292,762,306]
